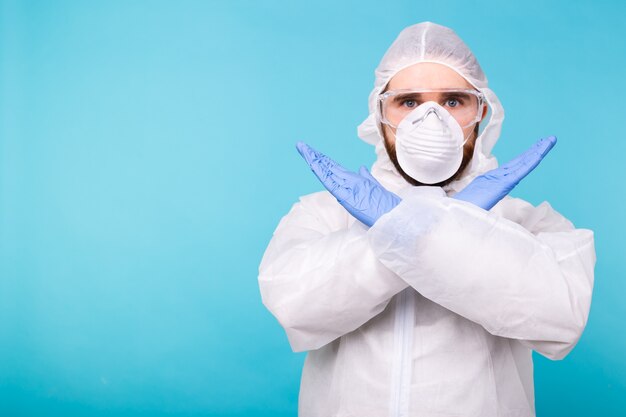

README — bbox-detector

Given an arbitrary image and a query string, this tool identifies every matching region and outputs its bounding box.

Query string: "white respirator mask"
[392,101,471,185]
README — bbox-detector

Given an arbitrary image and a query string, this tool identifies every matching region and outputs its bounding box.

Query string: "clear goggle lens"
[378,88,484,129]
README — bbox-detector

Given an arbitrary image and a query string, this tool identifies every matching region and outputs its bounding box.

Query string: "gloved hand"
[296,142,401,227]
[454,136,557,210]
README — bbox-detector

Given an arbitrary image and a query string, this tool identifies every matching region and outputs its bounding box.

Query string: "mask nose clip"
[411,105,443,126]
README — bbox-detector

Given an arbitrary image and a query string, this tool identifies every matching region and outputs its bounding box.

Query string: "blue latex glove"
[453,136,557,210]
[296,142,401,227]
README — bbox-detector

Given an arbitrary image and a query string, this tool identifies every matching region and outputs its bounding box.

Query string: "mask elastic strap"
[461,128,475,147]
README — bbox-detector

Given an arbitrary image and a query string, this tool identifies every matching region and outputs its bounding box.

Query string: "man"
[258,22,595,417]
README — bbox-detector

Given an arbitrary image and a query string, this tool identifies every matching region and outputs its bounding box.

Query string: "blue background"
[1,0,625,416]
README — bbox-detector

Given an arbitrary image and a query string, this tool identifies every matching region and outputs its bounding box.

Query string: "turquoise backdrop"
[1,0,625,416]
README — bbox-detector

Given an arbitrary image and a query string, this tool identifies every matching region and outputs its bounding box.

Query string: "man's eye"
[402,100,417,108]
[446,98,460,108]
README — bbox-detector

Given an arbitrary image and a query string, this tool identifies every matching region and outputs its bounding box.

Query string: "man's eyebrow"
[439,91,471,97]
[392,92,425,101]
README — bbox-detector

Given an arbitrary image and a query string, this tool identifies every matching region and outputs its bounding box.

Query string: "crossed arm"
[258,137,595,359]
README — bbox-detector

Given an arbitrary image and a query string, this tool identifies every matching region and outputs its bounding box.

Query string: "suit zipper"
[390,289,415,417]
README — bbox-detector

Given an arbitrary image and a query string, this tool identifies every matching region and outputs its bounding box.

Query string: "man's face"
[381,62,487,187]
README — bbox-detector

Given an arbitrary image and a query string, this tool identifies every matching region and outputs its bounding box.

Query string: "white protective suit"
[258,22,595,417]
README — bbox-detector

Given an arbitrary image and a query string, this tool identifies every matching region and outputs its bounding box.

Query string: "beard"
[383,124,479,187]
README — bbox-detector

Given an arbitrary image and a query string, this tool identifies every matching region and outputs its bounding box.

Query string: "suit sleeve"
[258,191,408,352]
[367,190,596,360]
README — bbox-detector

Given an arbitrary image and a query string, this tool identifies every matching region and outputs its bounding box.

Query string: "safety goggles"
[378,88,485,129]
